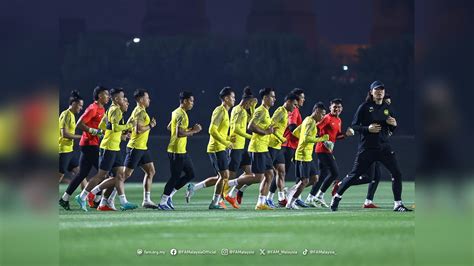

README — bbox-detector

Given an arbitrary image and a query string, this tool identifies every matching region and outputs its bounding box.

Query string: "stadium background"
[52,0,415,182]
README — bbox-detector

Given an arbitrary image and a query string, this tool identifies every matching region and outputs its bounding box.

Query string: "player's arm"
[248,110,273,135]
[208,109,231,146]
[175,113,201,137]
[385,106,397,133]
[60,113,81,139]
[76,107,100,135]
[304,123,329,143]
[111,109,134,132]
[271,109,286,143]
[351,104,373,134]
[233,111,252,139]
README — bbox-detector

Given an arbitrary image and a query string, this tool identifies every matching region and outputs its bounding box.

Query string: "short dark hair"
[284,93,299,102]
[134,89,148,101]
[259,88,274,99]
[110,88,124,99]
[330,98,343,105]
[93,86,108,101]
[290,88,304,96]
[242,86,254,100]
[219,87,234,100]
[312,102,326,113]
[69,90,83,105]
[179,91,193,103]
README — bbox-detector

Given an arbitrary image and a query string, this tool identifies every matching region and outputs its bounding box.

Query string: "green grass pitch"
[59,181,414,266]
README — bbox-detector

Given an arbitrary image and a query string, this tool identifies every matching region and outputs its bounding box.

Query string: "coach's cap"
[370,80,385,90]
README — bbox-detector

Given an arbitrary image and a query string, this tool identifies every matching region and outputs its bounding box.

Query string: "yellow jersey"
[229,104,252,150]
[248,105,272,153]
[100,103,133,151]
[268,106,288,150]
[58,109,76,153]
[207,104,230,153]
[295,116,327,162]
[167,107,189,154]
[127,105,151,150]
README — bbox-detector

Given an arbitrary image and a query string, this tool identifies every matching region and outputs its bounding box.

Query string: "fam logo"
[384,109,390,116]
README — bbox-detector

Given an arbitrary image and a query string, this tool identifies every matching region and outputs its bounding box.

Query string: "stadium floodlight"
[133,37,141,43]
[343,65,349,71]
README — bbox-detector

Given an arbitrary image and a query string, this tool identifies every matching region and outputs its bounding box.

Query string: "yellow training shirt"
[248,105,272,153]
[268,106,288,150]
[207,104,230,153]
[58,109,76,153]
[167,107,189,154]
[127,105,151,150]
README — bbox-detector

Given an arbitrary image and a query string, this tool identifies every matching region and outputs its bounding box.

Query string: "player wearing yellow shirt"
[159,91,202,210]
[266,93,299,208]
[77,88,136,211]
[248,88,276,210]
[208,87,235,210]
[103,89,157,210]
[286,102,329,209]
[59,91,83,186]
[187,87,256,209]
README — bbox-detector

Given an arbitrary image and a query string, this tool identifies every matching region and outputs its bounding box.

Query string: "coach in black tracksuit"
[330,81,412,212]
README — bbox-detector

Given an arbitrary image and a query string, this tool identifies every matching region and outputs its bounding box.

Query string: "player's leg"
[255,152,274,210]
[311,153,338,207]
[330,150,374,211]
[140,161,157,208]
[61,146,97,203]
[159,153,184,210]
[210,151,230,209]
[233,152,252,204]
[77,150,115,211]
[170,154,195,208]
[378,147,412,212]
[363,162,380,208]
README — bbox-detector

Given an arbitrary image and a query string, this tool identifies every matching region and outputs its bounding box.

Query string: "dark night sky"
[1,0,372,44]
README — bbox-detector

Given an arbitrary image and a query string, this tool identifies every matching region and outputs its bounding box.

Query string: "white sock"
[160,195,170,205]
[61,192,70,201]
[334,193,342,198]
[119,194,128,205]
[268,192,274,201]
[365,199,373,205]
[144,191,151,202]
[228,179,238,187]
[91,186,101,195]
[212,194,221,205]
[287,197,297,207]
[99,197,108,207]
[278,192,285,201]
[240,184,248,192]
[257,195,266,205]
[229,187,237,197]
[109,188,117,202]
[306,193,314,201]
[194,181,206,191]
[79,189,89,201]
[170,189,178,198]
[394,200,402,208]
[315,190,324,198]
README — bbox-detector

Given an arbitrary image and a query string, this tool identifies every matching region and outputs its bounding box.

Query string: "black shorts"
[209,150,230,173]
[282,146,296,172]
[99,149,124,172]
[250,152,273,174]
[59,152,79,174]
[228,149,251,172]
[295,160,318,180]
[269,147,285,166]
[124,148,153,169]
